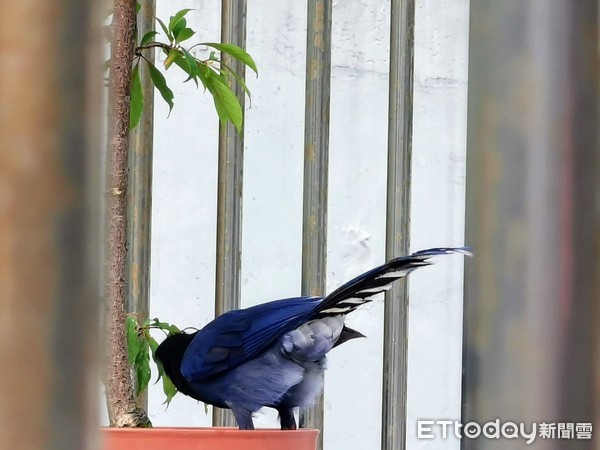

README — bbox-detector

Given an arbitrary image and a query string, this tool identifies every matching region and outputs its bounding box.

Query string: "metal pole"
[299,1,332,447]
[381,1,415,449]
[0,0,98,447]
[127,0,155,411]
[213,0,247,428]
[462,1,599,449]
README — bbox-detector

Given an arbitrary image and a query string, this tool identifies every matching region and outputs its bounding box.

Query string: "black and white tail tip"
[316,247,472,317]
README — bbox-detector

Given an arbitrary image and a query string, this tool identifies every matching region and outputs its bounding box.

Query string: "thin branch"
[135,41,172,56]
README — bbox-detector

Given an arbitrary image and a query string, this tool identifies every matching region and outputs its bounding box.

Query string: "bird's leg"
[277,407,297,430]
[226,403,255,430]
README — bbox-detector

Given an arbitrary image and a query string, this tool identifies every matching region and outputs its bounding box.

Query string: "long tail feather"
[313,247,471,318]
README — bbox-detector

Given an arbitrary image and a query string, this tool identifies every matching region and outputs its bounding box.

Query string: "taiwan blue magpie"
[155,247,470,430]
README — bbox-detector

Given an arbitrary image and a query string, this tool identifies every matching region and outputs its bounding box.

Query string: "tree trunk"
[106,0,151,428]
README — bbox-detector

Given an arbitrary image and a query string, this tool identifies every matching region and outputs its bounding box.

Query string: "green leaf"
[201,42,258,76]
[135,339,151,396]
[169,9,193,34]
[173,18,187,42]
[194,62,210,91]
[147,336,163,382]
[175,27,195,43]
[126,316,140,365]
[202,69,227,122]
[162,371,178,406]
[147,333,179,406]
[181,49,198,85]
[156,17,172,41]
[164,49,179,70]
[148,335,159,354]
[171,18,187,42]
[136,1,141,13]
[140,30,158,46]
[173,55,195,84]
[129,63,143,130]
[150,318,181,334]
[221,61,252,102]
[206,73,244,132]
[147,62,174,113]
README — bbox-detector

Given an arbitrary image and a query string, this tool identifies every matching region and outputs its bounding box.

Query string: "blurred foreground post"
[463,1,599,449]
[0,0,99,449]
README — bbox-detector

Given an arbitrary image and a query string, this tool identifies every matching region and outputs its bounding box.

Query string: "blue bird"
[155,247,470,430]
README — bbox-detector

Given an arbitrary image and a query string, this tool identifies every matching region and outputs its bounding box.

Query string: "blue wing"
[180,296,322,381]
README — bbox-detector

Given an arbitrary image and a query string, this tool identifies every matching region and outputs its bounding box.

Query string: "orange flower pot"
[103,427,319,450]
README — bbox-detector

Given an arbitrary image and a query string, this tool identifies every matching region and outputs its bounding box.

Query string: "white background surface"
[141,1,469,449]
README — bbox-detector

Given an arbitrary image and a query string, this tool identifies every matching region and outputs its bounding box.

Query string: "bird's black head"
[155,331,200,400]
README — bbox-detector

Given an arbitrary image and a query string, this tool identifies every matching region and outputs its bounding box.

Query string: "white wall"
[147,1,469,449]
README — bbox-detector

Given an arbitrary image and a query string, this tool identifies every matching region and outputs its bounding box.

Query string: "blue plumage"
[155,247,470,430]
[181,296,321,381]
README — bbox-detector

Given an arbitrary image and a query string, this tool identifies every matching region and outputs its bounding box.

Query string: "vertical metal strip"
[213,0,247,428]
[381,0,415,449]
[127,0,155,411]
[299,1,332,447]
[462,1,599,449]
